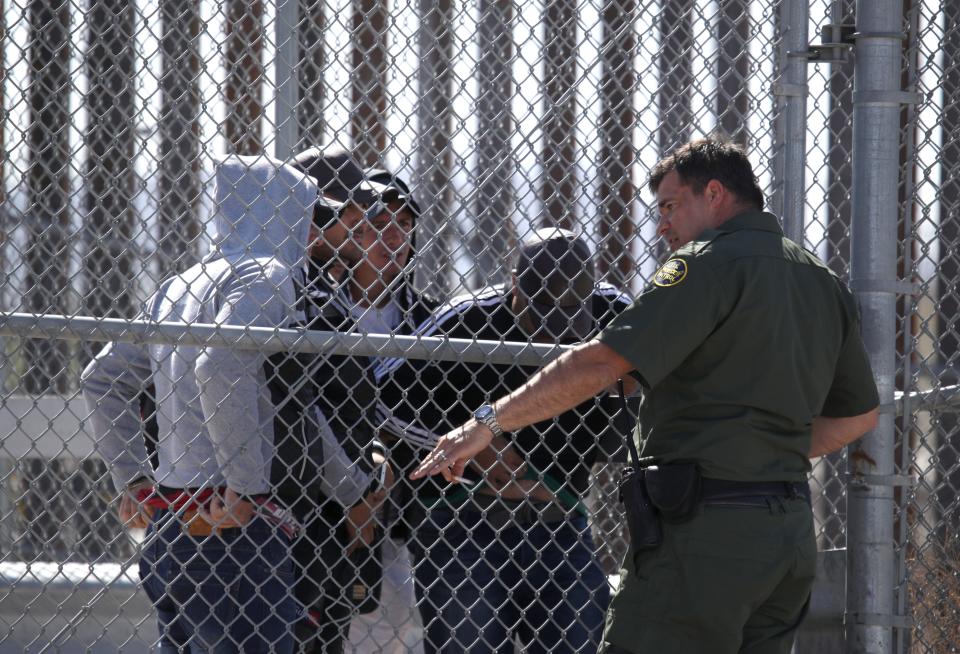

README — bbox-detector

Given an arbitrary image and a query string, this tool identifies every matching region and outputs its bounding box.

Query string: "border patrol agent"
[410,136,881,654]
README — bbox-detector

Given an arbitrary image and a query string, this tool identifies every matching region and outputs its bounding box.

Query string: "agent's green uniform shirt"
[599,209,878,482]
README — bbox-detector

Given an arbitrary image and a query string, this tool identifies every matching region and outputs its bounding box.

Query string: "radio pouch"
[618,467,662,550]
[615,380,662,550]
[644,462,701,523]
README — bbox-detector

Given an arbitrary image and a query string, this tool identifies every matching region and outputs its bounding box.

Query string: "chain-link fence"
[904,2,960,652]
[0,0,951,652]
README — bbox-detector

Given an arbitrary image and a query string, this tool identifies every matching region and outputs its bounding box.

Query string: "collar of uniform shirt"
[697,209,784,241]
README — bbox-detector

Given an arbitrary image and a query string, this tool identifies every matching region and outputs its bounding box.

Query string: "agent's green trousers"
[600,495,815,654]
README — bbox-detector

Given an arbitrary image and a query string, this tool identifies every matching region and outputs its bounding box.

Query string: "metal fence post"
[224,0,266,155]
[78,0,139,562]
[597,0,637,289]
[157,0,202,273]
[351,0,388,166]
[296,0,326,149]
[656,0,693,155]
[774,0,809,242]
[846,1,904,651]
[83,0,137,331]
[652,0,694,262]
[540,0,578,229]
[274,0,298,159]
[472,0,516,288]
[716,0,751,145]
[414,0,455,295]
[23,0,72,394]
[817,0,856,549]
[826,0,856,274]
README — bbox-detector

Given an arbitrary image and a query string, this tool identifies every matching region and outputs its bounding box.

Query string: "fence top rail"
[0,312,570,367]
[4,311,960,415]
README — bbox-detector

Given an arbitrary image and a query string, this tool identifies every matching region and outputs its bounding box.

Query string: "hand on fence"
[200,488,256,529]
[118,477,154,530]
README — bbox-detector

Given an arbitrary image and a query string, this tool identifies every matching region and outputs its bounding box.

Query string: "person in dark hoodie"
[374,229,633,654]
[81,154,386,653]
[289,148,437,653]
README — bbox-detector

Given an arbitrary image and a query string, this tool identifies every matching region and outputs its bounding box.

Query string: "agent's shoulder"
[661,239,728,278]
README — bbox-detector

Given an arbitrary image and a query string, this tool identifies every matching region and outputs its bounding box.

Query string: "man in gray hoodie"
[81,154,384,653]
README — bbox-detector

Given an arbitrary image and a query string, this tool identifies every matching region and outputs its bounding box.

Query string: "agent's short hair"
[649,136,765,210]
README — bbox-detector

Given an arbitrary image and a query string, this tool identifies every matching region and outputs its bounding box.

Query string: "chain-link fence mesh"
[0,0,949,651]
[904,2,960,652]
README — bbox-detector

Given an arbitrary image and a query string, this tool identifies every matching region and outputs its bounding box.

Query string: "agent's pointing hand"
[411,341,634,482]
[410,420,494,482]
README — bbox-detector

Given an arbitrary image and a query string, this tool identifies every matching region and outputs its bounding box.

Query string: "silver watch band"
[474,404,504,438]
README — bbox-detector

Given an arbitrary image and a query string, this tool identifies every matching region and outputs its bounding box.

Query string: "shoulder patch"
[653,258,688,287]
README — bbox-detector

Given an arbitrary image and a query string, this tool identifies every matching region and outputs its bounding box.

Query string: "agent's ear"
[705,179,725,207]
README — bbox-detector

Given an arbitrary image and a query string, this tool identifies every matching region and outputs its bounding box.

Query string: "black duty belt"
[701,479,811,507]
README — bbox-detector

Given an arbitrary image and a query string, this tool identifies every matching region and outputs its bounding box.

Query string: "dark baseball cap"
[290,145,366,203]
[291,147,421,229]
[289,146,358,229]
[360,177,421,223]
[290,146,419,210]
[514,228,596,342]
[311,193,349,229]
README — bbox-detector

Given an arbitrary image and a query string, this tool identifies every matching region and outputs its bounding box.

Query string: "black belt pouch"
[618,467,662,551]
[644,462,702,523]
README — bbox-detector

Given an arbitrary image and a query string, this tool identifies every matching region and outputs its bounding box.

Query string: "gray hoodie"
[82,155,375,504]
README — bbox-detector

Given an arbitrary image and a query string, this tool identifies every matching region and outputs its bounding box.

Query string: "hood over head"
[205,154,319,268]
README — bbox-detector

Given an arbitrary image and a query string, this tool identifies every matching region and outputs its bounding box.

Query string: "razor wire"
[0,0,947,652]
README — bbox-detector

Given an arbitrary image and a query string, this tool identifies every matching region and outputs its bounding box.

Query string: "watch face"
[474,405,502,436]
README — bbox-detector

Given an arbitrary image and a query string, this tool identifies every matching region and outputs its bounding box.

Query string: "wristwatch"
[473,404,504,438]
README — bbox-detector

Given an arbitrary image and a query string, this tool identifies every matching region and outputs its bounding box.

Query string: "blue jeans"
[410,509,610,654]
[139,509,299,653]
